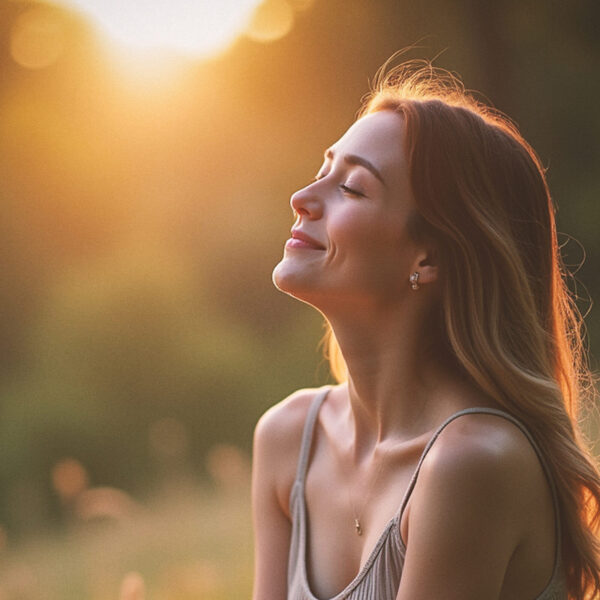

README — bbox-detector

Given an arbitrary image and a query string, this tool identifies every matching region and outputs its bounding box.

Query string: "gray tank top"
[287,387,567,600]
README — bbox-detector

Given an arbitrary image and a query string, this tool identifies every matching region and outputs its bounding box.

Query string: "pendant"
[354,518,363,536]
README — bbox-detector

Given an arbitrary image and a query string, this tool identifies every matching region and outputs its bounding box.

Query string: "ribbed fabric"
[287,386,567,600]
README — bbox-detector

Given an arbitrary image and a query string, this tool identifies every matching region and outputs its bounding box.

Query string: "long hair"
[324,60,600,599]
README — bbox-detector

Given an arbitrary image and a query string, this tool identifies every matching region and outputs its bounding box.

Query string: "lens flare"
[52,0,263,57]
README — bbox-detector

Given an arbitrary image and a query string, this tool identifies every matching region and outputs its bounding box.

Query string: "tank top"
[287,387,567,600]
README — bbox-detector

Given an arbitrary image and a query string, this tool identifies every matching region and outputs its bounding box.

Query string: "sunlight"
[53,0,264,58]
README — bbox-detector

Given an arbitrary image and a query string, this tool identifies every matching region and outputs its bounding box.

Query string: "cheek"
[329,209,409,268]
[329,209,378,243]
[327,210,417,299]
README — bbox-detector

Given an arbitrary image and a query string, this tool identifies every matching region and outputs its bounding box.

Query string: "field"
[0,480,254,600]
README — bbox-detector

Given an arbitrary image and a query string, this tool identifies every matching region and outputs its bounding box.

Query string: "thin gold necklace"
[341,443,391,536]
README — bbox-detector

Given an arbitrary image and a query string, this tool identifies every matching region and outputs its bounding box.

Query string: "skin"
[253,111,557,600]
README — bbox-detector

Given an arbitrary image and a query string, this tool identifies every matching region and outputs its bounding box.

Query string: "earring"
[409,272,420,290]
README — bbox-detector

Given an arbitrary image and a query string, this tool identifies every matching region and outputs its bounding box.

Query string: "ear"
[411,247,438,286]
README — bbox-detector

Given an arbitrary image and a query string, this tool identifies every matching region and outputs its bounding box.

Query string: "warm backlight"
[52,0,266,57]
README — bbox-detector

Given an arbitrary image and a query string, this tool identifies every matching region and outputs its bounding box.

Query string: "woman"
[252,61,600,600]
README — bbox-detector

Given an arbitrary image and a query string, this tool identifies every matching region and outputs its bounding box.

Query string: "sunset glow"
[53,0,265,57]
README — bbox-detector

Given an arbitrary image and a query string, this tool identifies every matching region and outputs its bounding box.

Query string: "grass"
[0,480,254,600]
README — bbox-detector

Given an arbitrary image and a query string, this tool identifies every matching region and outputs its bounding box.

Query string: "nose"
[290,182,323,220]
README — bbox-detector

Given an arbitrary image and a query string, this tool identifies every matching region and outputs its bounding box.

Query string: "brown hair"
[325,60,600,599]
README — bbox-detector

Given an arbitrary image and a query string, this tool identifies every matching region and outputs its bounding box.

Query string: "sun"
[54,0,265,58]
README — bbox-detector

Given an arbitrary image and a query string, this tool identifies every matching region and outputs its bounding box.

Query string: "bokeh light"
[246,0,295,43]
[206,444,251,491]
[119,572,146,600]
[51,458,89,501]
[10,6,65,69]
[75,487,138,521]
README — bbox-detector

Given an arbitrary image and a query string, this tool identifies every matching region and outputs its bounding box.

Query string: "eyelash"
[312,175,363,197]
[339,183,363,197]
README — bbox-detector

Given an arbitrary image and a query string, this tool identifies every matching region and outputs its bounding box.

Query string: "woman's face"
[272,110,420,311]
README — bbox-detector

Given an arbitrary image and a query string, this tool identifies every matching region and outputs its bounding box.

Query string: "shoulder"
[422,412,544,493]
[409,411,549,541]
[397,411,557,598]
[254,386,330,453]
[253,386,332,514]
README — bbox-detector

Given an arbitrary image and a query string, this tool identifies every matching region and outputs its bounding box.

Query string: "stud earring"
[409,272,420,290]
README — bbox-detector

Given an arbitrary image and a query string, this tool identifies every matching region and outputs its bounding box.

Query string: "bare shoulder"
[254,386,329,453]
[424,412,545,488]
[253,386,332,515]
[411,411,551,532]
[398,411,556,598]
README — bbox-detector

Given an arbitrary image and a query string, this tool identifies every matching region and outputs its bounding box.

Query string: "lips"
[288,229,326,250]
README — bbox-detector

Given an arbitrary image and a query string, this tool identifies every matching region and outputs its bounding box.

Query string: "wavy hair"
[324,60,600,599]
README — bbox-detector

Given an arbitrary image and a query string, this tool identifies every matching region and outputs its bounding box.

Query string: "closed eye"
[339,183,364,197]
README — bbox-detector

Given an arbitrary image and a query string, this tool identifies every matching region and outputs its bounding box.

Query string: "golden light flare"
[10,6,65,69]
[50,0,275,58]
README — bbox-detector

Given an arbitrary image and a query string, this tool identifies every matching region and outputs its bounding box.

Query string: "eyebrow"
[324,148,386,186]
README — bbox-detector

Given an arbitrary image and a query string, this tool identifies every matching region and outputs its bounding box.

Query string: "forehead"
[329,110,407,177]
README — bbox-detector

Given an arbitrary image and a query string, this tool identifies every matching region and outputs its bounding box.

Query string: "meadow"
[0,452,254,600]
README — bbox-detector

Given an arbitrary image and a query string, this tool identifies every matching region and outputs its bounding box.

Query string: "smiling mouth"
[287,230,326,250]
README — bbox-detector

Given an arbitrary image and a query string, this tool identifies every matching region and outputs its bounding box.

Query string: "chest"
[302,443,421,599]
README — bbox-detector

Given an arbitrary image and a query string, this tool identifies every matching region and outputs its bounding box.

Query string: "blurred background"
[0,0,598,597]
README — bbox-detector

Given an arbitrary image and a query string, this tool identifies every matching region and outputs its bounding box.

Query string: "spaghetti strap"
[396,407,562,580]
[293,386,331,485]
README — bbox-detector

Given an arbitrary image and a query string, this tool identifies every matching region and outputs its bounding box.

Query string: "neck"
[326,301,462,455]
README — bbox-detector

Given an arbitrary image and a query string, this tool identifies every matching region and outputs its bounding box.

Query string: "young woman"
[252,61,600,600]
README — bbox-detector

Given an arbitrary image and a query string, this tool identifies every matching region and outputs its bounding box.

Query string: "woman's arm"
[252,390,316,600]
[396,415,542,600]
[252,413,292,600]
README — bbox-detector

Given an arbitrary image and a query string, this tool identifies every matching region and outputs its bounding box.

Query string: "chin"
[272,259,298,294]
[272,260,317,304]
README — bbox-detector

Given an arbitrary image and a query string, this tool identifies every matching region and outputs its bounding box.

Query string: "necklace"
[341,443,392,536]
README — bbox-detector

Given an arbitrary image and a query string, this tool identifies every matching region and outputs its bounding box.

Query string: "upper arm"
[251,389,317,600]
[396,418,529,600]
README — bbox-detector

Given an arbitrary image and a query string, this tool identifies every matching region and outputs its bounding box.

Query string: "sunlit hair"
[324,59,600,599]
